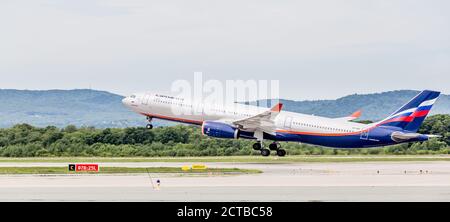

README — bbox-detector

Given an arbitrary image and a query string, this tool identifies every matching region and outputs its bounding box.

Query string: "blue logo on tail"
[378,90,440,132]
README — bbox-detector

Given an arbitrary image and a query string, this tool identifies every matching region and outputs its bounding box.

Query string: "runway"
[1,161,450,201]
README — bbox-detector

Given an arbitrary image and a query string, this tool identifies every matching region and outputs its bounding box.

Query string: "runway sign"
[68,164,99,172]
[69,164,76,172]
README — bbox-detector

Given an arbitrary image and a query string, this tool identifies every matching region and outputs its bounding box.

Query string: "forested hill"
[0,89,449,128]
[0,89,143,128]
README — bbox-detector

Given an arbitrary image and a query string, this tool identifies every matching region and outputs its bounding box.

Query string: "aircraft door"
[141,94,150,106]
[360,130,369,140]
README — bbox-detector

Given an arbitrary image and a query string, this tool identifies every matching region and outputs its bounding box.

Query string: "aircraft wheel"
[261,149,271,157]
[276,149,287,157]
[269,143,278,151]
[146,124,154,130]
[253,142,262,151]
[277,142,282,149]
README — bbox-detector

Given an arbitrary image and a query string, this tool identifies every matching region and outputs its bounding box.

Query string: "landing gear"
[253,142,270,156]
[253,131,287,157]
[253,141,287,157]
[146,116,153,130]
[261,149,271,157]
[276,149,287,157]
[253,131,268,156]
[270,142,286,157]
[269,142,281,151]
[253,142,262,151]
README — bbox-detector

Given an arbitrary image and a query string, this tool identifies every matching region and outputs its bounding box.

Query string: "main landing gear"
[253,141,286,157]
[146,116,153,130]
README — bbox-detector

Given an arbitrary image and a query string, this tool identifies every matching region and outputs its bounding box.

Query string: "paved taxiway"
[0,162,449,201]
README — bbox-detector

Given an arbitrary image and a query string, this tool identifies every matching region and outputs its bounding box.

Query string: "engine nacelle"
[202,121,240,139]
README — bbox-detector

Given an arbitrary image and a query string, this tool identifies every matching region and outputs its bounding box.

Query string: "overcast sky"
[1,0,449,100]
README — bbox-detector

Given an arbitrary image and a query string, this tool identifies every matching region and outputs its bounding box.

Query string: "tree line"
[0,115,448,157]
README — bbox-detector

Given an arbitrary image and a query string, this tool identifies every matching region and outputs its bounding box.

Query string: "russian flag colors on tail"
[378,90,441,132]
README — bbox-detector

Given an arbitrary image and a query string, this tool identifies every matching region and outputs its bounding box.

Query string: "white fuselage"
[122,92,367,135]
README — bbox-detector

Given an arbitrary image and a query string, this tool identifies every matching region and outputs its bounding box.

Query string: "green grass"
[0,155,449,163]
[0,167,262,175]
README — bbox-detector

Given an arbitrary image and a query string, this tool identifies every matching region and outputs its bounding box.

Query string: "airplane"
[122,90,441,157]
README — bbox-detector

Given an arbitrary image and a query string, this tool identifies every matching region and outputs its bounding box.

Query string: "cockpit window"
[130,95,136,98]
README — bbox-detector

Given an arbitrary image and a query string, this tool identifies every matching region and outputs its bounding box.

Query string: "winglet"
[270,103,283,112]
[350,110,362,119]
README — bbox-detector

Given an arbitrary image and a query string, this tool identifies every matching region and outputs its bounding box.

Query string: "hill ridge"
[0,89,448,128]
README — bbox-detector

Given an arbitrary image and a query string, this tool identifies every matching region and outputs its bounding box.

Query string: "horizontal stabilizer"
[391,131,431,142]
[391,132,421,140]
[426,134,442,138]
[335,110,362,122]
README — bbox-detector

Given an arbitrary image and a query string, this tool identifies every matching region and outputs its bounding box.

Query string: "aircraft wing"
[334,110,362,122]
[232,103,283,135]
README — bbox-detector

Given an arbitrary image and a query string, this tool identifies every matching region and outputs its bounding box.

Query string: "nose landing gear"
[146,116,153,130]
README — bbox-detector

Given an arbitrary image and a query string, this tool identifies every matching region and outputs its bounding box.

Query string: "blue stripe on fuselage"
[263,127,422,148]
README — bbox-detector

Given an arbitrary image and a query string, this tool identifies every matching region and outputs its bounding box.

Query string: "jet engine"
[202,121,240,139]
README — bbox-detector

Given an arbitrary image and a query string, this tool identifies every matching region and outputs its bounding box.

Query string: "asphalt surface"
[0,162,449,201]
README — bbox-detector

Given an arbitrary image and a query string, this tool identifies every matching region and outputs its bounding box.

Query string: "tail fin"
[378,90,440,132]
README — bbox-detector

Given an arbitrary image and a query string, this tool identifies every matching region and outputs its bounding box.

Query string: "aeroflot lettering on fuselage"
[122,90,441,157]
[155,94,184,101]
